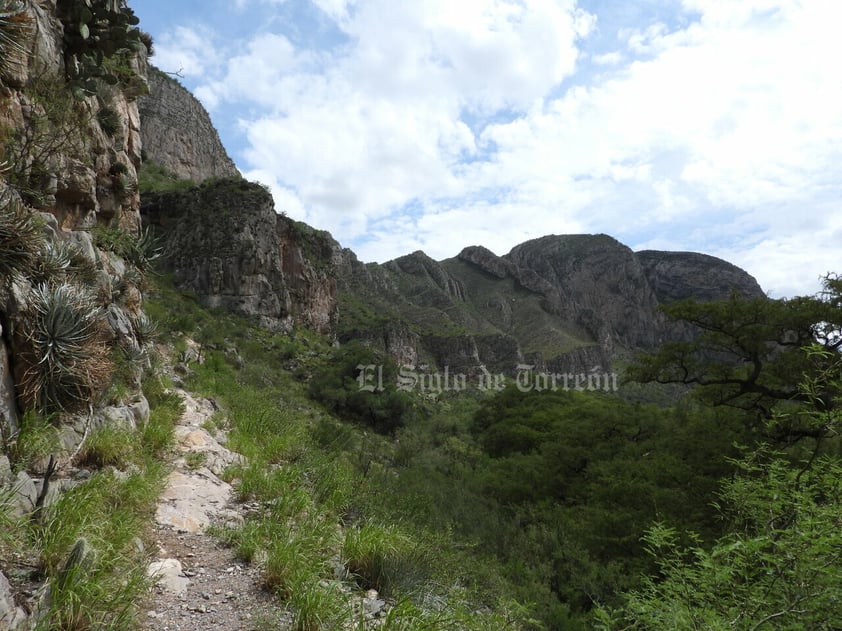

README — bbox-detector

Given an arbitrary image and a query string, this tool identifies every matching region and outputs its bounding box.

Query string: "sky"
[129,0,842,298]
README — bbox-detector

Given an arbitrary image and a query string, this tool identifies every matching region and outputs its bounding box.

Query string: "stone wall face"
[142,180,339,336]
[138,68,239,182]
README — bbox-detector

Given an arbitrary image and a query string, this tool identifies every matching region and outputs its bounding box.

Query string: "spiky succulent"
[20,282,112,413]
[32,239,98,284]
[0,190,44,279]
[0,1,31,76]
[131,311,157,346]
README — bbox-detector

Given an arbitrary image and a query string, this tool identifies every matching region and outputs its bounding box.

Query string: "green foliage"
[289,581,350,631]
[136,160,194,194]
[309,341,416,434]
[10,409,60,472]
[78,425,136,467]
[0,189,44,279]
[34,466,162,629]
[342,523,418,596]
[3,73,90,204]
[139,390,182,456]
[631,278,842,428]
[92,225,162,272]
[19,282,112,414]
[597,452,842,630]
[56,0,143,98]
[96,105,121,136]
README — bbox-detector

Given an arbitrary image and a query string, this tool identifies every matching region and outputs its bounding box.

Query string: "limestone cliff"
[138,67,239,182]
[1,2,157,624]
[637,250,765,303]
[141,179,338,335]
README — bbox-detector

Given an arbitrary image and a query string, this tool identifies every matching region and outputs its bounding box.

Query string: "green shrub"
[342,523,419,597]
[309,341,416,434]
[140,392,182,456]
[92,225,162,272]
[10,409,59,473]
[290,581,350,631]
[137,161,194,194]
[78,425,136,468]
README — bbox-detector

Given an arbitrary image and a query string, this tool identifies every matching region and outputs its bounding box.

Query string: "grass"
[1,353,185,629]
[143,273,539,629]
[343,523,417,596]
[137,161,195,194]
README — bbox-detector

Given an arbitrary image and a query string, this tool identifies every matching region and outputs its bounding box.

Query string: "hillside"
[4,3,839,631]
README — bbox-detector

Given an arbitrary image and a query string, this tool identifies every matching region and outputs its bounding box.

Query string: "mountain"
[133,52,764,375]
[139,178,764,374]
[137,67,239,182]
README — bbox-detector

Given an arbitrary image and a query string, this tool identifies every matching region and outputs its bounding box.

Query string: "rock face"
[138,67,239,182]
[637,250,765,303]
[142,179,338,334]
[337,234,765,374]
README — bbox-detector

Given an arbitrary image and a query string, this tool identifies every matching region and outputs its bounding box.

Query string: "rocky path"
[142,391,287,630]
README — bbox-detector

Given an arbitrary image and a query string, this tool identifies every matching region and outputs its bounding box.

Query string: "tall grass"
[144,274,537,629]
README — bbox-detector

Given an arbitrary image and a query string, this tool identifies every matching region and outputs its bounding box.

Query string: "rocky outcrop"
[141,179,338,334]
[138,67,239,182]
[506,234,664,351]
[338,234,765,375]
[637,250,765,303]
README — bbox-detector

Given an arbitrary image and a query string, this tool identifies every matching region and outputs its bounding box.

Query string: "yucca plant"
[0,189,43,279]
[0,0,31,78]
[19,282,112,413]
[131,311,157,346]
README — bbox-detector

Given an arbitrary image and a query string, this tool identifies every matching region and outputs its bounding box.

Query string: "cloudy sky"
[130,0,841,297]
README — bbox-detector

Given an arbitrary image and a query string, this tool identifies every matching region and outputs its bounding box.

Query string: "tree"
[630,274,842,439]
[597,339,842,630]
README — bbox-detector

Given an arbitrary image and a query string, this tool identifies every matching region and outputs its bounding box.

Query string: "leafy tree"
[309,341,416,434]
[630,275,842,439]
[596,350,842,630]
[469,387,744,616]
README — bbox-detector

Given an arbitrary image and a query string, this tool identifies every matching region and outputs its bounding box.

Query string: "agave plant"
[0,1,31,64]
[32,239,98,284]
[131,311,157,346]
[32,239,73,281]
[19,282,112,413]
[0,189,44,279]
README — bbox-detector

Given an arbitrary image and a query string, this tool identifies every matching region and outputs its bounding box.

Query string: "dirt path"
[141,391,288,630]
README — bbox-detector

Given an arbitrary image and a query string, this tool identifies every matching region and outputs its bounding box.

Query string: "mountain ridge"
[134,63,765,374]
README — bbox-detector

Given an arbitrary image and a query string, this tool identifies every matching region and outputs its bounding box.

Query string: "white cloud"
[151,26,223,78]
[157,0,842,296]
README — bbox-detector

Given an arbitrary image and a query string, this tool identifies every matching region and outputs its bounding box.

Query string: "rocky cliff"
[637,250,765,303]
[141,179,338,335]
[1,1,158,625]
[337,234,765,375]
[137,67,239,182]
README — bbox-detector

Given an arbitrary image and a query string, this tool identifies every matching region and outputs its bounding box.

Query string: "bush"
[309,341,416,434]
[92,225,162,273]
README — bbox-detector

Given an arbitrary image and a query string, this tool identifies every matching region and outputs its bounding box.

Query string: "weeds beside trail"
[144,276,534,630]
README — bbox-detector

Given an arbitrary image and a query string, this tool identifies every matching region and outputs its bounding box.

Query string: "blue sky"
[130,0,841,297]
